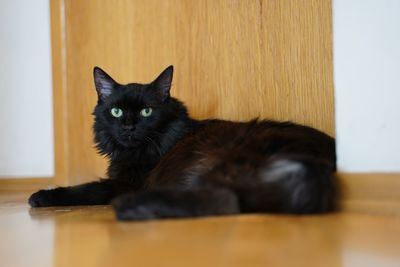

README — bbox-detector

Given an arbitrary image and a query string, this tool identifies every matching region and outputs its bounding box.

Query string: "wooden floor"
[1,192,400,267]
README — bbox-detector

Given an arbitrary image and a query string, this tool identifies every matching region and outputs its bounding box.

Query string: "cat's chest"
[107,153,159,182]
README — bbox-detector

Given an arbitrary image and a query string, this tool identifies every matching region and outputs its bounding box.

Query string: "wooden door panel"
[55,0,333,184]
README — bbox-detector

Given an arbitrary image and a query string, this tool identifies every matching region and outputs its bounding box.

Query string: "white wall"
[0,0,54,177]
[334,0,400,172]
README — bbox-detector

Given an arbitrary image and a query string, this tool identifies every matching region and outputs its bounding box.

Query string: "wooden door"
[51,0,334,185]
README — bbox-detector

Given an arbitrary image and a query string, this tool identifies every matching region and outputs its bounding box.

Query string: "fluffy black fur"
[29,66,337,221]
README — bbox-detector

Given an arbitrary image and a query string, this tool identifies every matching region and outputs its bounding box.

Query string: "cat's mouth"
[118,134,140,147]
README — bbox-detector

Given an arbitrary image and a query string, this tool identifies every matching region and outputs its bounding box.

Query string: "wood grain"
[338,172,400,215]
[51,0,69,186]
[0,178,53,191]
[2,194,400,267]
[55,0,334,184]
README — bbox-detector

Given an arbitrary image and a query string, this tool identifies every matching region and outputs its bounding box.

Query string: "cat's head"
[92,66,188,156]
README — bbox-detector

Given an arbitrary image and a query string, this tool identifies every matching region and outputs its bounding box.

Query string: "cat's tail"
[231,155,337,214]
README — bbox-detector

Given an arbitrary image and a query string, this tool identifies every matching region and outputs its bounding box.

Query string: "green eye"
[110,107,123,118]
[140,107,153,117]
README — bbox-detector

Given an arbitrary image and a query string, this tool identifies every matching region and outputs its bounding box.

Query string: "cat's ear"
[152,65,173,101]
[93,67,118,101]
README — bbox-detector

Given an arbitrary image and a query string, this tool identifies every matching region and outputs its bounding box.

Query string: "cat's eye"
[110,107,123,118]
[140,107,153,117]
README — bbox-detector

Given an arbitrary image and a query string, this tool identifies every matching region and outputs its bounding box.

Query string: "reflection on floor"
[1,191,400,267]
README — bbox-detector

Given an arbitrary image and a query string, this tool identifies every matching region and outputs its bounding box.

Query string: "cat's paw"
[112,193,158,221]
[29,189,56,207]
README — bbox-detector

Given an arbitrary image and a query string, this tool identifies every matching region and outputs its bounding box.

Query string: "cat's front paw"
[112,193,158,221]
[29,189,56,207]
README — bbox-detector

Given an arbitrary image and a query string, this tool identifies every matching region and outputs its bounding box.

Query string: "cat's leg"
[232,154,337,214]
[112,155,336,221]
[112,187,239,221]
[29,179,132,207]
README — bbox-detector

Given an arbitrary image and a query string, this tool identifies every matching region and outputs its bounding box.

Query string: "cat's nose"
[122,125,135,131]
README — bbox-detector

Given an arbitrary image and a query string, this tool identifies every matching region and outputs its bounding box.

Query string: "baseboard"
[338,173,400,215]
[0,178,54,191]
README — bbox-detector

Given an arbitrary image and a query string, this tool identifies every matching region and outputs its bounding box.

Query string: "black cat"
[29,66,337,220]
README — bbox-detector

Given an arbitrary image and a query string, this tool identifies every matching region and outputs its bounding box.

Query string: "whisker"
[144,136,162,156]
